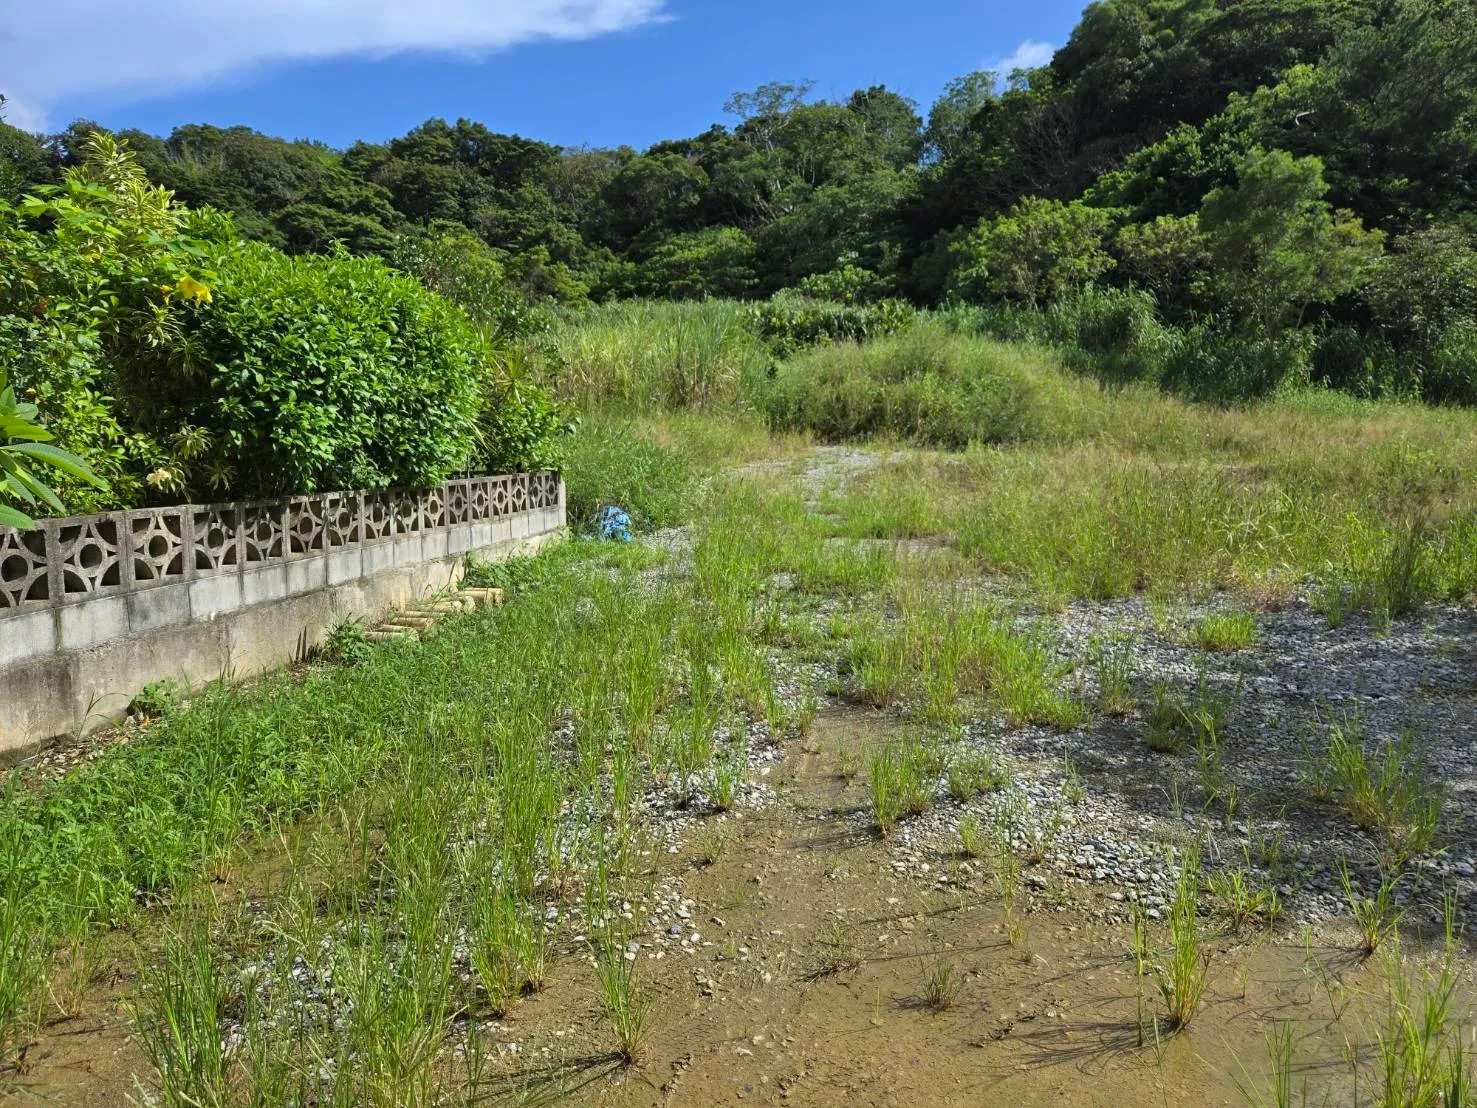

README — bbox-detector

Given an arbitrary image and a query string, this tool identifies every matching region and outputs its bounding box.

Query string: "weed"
[1312,578,1355,629]
[321,617,373,665]
[1061,754,1087,805]
[1191,611,1257,652]
[1248,821,1287,876]
[957,815,986,859]
[1358,510,1435,628]
[1323,717,1444,863]
[835,745,861,780]
[711,748,745,812]
[993,786,1062,865]
[796,695,820,738]
[947,749,1007,802]
[1235,1021,1303,1108]
[870,740,932,836]
[1145,668,1234,756]
[995,849,1025,949]
[806,920,861,978]
[133,919,230,1108]
[132,677,186,719]
[922,959,960,1012]
[1130,904,1151,977]
[0,856,41,1067]
[45,919,104,1022]
[847,614,911,709]
[1342,863,1405,957]
[694,829,728,867]
[1195,716,1239,818]
[1089,635,1136,716]
[1145,681,1190,754]
[468,879,542,1016]
[1373,902,1470,1107]
[1154,852,1210,1033]
[1204,867,1280,932]
[462,552,543,593]
[597,938,650,1064]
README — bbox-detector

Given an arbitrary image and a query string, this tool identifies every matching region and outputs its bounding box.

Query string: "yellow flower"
[176,274,214,303]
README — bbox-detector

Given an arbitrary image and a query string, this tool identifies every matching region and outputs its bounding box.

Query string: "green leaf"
[0,504,36,530]
[6,442,107,487]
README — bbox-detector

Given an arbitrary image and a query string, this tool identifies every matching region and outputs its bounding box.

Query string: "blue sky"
[3,0,1089,150]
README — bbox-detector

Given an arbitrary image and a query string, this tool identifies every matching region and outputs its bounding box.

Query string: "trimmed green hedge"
[143,244,489,497]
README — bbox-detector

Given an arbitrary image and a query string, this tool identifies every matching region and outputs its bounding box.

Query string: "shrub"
[1,133,561,511]
[0,366,107,528]
[140,243,489,498]
[1160,323,1311,402]
[747,292,915,357]
[759,327,1053,448]
[1425,320,1477,405]
[388,222,543,343]
[0,132,231,510]
[793,255,885,304]
[476,349,576,475]
[948,197,1115,308]
[1311,326,1409,399]
[1052,285,1179,386]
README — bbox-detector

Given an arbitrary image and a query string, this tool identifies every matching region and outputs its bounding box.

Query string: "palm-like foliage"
[0,368,106,529]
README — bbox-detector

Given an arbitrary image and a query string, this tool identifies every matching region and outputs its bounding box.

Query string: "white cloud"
[987,39,1055,82]
[0,1,668,132]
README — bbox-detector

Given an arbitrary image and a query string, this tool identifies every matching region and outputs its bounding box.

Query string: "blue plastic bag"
[597,505,632,542]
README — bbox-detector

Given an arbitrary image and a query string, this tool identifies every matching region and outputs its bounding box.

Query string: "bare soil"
[9,708,1449,1107]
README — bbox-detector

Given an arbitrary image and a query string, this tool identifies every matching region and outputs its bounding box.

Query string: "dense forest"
[1,0,1475,517]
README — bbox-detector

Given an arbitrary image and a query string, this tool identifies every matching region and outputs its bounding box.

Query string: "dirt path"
[472,709,1391,1108]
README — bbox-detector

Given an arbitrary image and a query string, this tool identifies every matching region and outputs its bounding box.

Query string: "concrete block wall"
[0,475,565,753]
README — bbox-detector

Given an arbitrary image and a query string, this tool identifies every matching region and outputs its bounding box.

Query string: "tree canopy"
[3,0,1476,404]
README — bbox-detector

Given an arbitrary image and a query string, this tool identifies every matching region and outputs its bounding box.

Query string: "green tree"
[636,227,758,299]
[1113,213,1209,315]
[1197,148,1384,337]
[389,222,535,340]
[923,72,998,164]
[0,101,56,202]
[1365,222,1477,343]
[948,197,1115,307]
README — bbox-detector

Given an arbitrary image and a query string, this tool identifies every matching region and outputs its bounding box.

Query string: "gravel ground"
[676,446,1477,937]
[882,596,1477,932]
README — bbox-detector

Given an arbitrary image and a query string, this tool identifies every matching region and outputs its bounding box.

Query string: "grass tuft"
[1190,611,1257,652]
[869,740,932,836]
[1154,852,1211,1033]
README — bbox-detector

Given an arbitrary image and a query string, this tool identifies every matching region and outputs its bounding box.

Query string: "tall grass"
[760,328,1071,448]
[822,365,1477,608]
[842,583,1083,728]
[562,418,695,531]
[540,299,770,411]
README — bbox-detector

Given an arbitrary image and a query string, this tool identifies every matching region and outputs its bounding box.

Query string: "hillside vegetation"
[1,0,1474,439]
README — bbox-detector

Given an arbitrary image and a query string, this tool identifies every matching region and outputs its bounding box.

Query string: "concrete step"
[401,607,454,620]
[387,614,436,631]
[365,628,414,643]
[423,598,473,613]
[460,587,505,607]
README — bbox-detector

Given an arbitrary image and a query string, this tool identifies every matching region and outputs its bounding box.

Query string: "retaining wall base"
[0,524,562,757]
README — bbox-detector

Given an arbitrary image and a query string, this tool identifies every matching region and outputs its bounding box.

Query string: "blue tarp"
[597,505,632,542]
